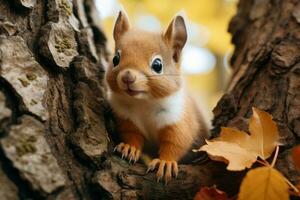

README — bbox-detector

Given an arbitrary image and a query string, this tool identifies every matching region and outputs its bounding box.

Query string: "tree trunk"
[0,0,299,199]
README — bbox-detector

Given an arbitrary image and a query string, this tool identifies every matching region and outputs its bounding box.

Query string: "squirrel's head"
[105,11,187,99]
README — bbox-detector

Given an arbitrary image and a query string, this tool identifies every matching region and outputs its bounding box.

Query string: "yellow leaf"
[249,107,279,159]
[238,167,289,200]
[214,127,253,148]
[201,140,257,171]
[197,107,279,171]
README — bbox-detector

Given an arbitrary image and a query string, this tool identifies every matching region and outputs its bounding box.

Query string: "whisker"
[107,74,180,81]
[146,74,181,77]
[106,78,149,86]
[106,74,181,83]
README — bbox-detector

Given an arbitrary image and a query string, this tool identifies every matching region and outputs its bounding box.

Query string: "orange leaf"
[238,166,289,200]
[238,167,289,200]
[194,186,230,200]
[196,107,280,171]
[200,140,257,171]
[249,107,279,159]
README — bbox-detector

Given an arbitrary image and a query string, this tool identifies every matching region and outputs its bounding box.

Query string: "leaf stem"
[283,176,300,195]
[271,145,279,168]
[269,146,299,195]
[256,159,269,166]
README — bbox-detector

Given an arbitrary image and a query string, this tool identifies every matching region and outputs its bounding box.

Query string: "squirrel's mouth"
[125,88,145,96]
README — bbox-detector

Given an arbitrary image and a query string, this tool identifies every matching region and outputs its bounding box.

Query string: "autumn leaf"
[200,140,257,171]
[292,145,300,172]
[194,186,230,200]
[248,107,280,159]
[238,166,289,200]
[196,107,279,171]
[292,145,300,197]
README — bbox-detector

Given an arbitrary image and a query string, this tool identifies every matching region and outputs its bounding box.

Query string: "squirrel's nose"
[121,71,136,85]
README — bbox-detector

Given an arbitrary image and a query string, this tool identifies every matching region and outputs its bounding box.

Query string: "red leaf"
[292,145,300,172]
[194,186,230,200]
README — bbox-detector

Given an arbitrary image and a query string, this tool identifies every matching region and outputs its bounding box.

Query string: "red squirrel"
[105,10,208,183]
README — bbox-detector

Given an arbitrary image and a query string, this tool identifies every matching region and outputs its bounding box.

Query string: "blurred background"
[95,0,237,120]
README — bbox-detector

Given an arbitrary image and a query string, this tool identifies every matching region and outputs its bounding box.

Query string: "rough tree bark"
[0,0,299,200]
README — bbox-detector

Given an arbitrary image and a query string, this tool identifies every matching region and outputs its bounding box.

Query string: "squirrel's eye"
[151,58,163,74]
[112,51,120,67]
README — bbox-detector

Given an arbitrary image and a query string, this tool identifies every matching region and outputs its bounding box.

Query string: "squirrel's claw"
[122,144,130,158]
[164,162,172,184]
[114,143,141,163]
[147,158,160,173]
[156,160,166,182]
[147,159,178,184]
[113,146,117,152]
[172,161,178,178]
[115,142,125,152]
[134,150,141,163]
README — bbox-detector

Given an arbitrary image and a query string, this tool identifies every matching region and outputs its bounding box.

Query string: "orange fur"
[106,29,181,98]
[158,95,202,161]
[106,10,208,183]
[116,117,144,150]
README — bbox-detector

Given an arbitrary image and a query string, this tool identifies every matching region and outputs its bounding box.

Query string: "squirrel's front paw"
[114,142,141,163]
[147,158,178,184]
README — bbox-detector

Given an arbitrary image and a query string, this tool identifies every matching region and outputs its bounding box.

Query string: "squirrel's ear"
[164,15,187,62]
[113,10,130,41]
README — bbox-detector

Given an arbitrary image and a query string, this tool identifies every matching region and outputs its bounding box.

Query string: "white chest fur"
[107,89,185,141]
